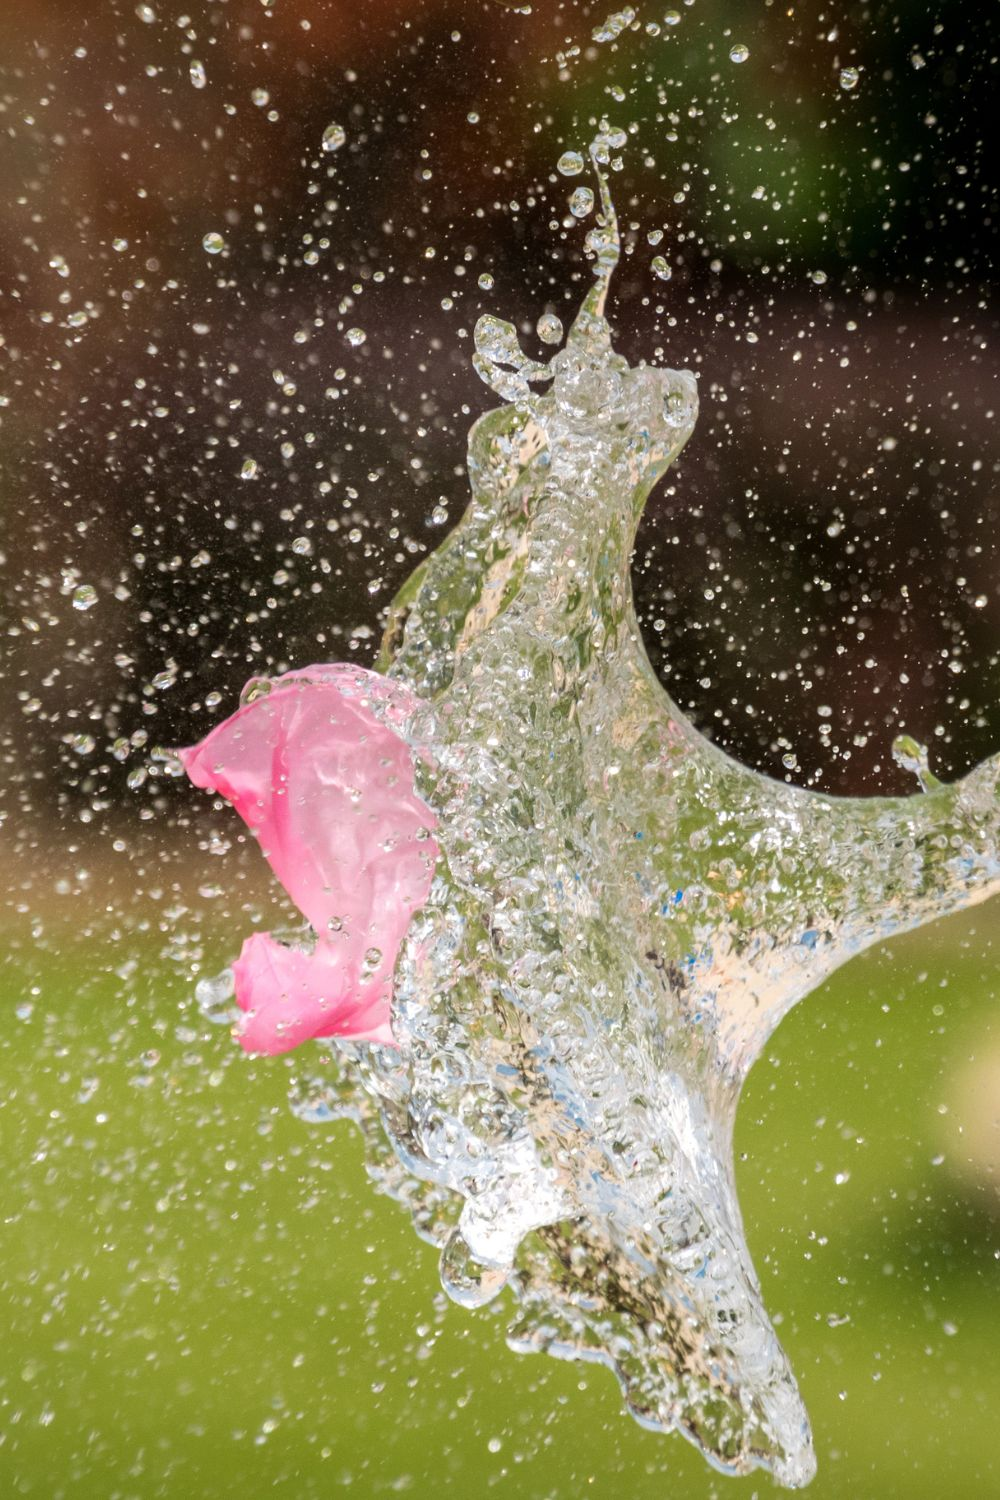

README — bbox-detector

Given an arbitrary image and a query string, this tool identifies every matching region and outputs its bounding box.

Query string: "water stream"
[185,138,1000,1487]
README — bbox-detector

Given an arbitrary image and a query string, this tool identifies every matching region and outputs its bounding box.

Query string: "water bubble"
[202,231,226,255]
[651,255,673,281]
[72,584,98,611]
[663,8,681,23]
[839,66,860,90]
[345,327,367,347]
[478,271,495,290]
[291,536,313,556]
[240,458,259,480]
[557,150,585,177]
[811,269,828,285]
[568,185,595,218]
[321,122,346,153]
[251,87,270,107]
[189,60,207,89]
[536,312,563,345]
[729,42,750,63]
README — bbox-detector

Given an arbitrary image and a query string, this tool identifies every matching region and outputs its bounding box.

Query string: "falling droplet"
[478,271,495,291]
[651,255,673,282]
[72,584,98,611]
[321,122,346,153]
[811,269,828,285]
[663,7,681,23]
[568,186,595,218]
[729,42,750,63]
[202,231,226,255]
[112,237,129,253]
[839,66,860,90]
[189,60,207,89]
[135,3,156,21]
[345,328,367,348]
[557,150,585,177]
[536,313,563,345]
[240,458,259,480]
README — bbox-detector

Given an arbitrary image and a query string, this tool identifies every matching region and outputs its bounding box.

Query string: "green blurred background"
[2,0,999,1494]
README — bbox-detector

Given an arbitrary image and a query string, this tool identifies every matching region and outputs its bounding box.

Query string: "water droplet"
[291,536,313,556]
[569,185,595,218]
[135,3,156,21]
[663,8,681,23]
[345,328,367,348]
[811,269,828,285]
[72,584,98,611]
[112,237,129,253]
[240,458,259,480]
[839,66,860,90]
[729,42,750,63]
[251,87,270,107]
[592,6,637,43]
[536,313,563,345]
[478,271,495,290]
[202,231,226,255]
[651,255,673,281]
[321,122,346,153]
[557,150,585,177]
[189,60,207,89]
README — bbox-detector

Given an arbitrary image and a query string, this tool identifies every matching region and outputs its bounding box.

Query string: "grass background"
[2,887,998,1499]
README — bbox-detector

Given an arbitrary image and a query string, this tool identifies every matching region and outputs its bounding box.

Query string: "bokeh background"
[2,1,1000,1496]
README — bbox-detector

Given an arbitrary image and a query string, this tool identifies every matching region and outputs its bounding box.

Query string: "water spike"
[578,144,620,324]
[891,733,942,793]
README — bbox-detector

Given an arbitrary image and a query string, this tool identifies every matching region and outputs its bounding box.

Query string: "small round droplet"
[321,122,346,153]
[72,584,98,611]
[651,255,672,281]
[112,237,129,253]
[135,3,156,22]
[839,66,860,91]
[478,271,495,291]
[291,536,313,556]
[202,231,226,255]
[345,327,367,347]
[568,186,595,218]
[663,8,681,23]
[536,313,563,345]
[729,42,750,63]
[811,269,828,285]
[240,458,259,480]
[557,150,585,177]
[189,60,207,89]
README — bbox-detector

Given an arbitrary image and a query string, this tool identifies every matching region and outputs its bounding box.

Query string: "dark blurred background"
[1,0,998,823]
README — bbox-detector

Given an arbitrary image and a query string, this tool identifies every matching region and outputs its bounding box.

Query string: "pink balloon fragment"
[180,663,438,1055]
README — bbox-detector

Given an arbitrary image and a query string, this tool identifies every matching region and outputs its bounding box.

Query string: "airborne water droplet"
[189,60,207,89]
[478,271,495,290]
[345,327,367,347]
[651,255,673,281]
[839,66,860,90]
[536,313,563,345]
[729,42,750,63]
[72,584,98,611]
[240,458,259,480]
[321,122,346,153]
[568,185,595,218]
[202,231,226,255]
[557,150,585,177]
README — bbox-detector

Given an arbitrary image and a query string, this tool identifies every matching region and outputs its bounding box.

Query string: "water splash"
[222,140,1000,1486]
